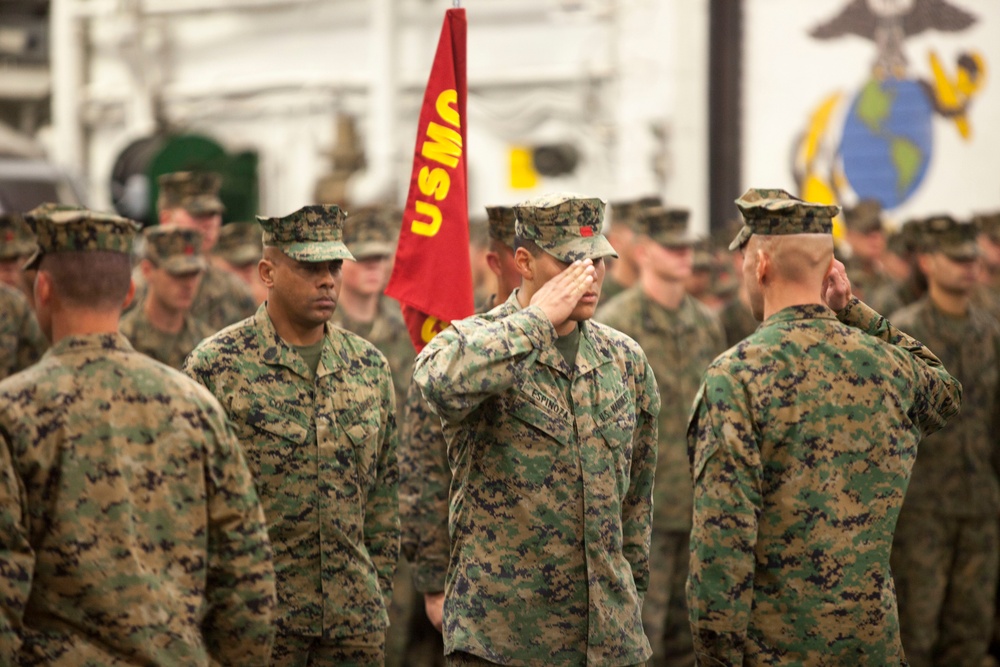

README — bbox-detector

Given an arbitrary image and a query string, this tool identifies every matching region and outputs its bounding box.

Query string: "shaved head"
[749,234,834,284]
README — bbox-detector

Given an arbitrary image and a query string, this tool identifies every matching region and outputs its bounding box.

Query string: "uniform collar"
[762,303,837,327]
[254,302,343,380]
[48,331,134,356]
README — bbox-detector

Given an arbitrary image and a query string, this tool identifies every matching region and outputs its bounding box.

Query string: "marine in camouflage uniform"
[687,189,962,666]
[120,226,215,369]
[131,171,257,331]
[399,205,521,667]
[0,205,276,665]
[887,215,1000,667]
[972,211,1000,324]
[841,199,894,304]
[0,282,46,381]
[596,206,726,667]
[184,204,399,666]
[413,193,660,666]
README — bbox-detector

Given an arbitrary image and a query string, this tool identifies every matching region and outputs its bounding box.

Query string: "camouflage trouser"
[643,529,695,667]
[270,632,384,667]
[891,508,999,667]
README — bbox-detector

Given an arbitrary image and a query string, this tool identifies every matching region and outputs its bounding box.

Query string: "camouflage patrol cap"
[921,214,980,260]
[609,195,663,232]
[0,212,37,259]
[973,211,1000,243]
[729,188,840,251]
[843,199,884,234]
[513,193,618,263]
[257,204,355,262]
[143,226,208,275]
[343,205,399,259]
[485,205,516,247]
[157,171,225,216]
[635,206,696,247]
[214,221,263,266]
[23,203,139,270]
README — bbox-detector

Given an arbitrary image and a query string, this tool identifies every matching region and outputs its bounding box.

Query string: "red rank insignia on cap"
[579,226,594,237]
[3,231,12,242]
[184,244,194,255]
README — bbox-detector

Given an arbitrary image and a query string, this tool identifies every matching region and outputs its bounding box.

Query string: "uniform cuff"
[836,296,882,334]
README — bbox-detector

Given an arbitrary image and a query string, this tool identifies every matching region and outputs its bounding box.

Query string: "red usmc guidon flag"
[385,8,473,352]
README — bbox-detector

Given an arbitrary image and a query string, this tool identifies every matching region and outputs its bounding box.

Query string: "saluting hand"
[529,259,596,329]
[823,259,853,312]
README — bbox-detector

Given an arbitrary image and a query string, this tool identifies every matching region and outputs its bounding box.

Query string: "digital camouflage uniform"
[0,282,46,381]
[600,196,662,306]
[184,204,399,664]
[0,212,38,300]
[413,194,660,666]
[214,220,264,267]
[398,205,517,667]
[119,226,215,369]
[130,171,257,331]
[596,206,726,667]
[0,206,275,665]
[687,189,962,666]
[888,216,1000,667]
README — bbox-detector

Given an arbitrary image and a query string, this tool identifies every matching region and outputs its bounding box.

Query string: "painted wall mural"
[794,0,986,213]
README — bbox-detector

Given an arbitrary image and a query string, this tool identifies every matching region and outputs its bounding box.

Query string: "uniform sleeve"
[622,355,659,597]
[686,367,762,667]
[0,430,33,662]
[366,369,401,610]
[201,411,277,666]
[399,377,451,593]
[413,306,557,424]
[837,297,962,436]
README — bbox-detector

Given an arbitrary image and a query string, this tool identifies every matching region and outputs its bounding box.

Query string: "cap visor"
[282,241,355,262]
[163,257,208,275]
[348,241,395,259]
[728,226,753,251]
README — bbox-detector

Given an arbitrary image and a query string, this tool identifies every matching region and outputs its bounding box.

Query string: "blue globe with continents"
[840,77,934,209]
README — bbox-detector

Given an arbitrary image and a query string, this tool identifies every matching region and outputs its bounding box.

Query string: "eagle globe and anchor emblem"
[796,0,987,213]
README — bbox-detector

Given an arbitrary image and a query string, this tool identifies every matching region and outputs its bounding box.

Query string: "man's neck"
[640,271,686,310]
[337,288,379,323]
[51,309,121,344]
[762,281,824,320]
[928,282,971,318]
[143,296,186,334]
[266,302,326,345]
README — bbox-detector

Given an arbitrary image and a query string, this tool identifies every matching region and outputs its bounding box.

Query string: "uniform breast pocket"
[476,391,571,491]
[230,399,310,496]
[335,407,381,494]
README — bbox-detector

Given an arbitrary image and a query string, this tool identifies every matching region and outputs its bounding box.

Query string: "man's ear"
[514,247,534,280]
[485,251,502,278]
[122,278,137,310]
[259,257,275,288]
[35,270,52,307]
[755,249,769,285]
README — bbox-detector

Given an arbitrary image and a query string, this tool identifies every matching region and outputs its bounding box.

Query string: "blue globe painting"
[840,78,934,210]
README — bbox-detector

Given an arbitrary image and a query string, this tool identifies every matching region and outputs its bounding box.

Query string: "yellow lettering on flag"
[421,315,449,343]
[411,201,443,237]
[418,166,451,201]
[421,122,463,168]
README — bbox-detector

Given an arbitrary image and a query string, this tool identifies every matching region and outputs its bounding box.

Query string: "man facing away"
[686,188,962,666]
[184,204,399,666]
[0,204,275,665]
[413,192,660,666]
